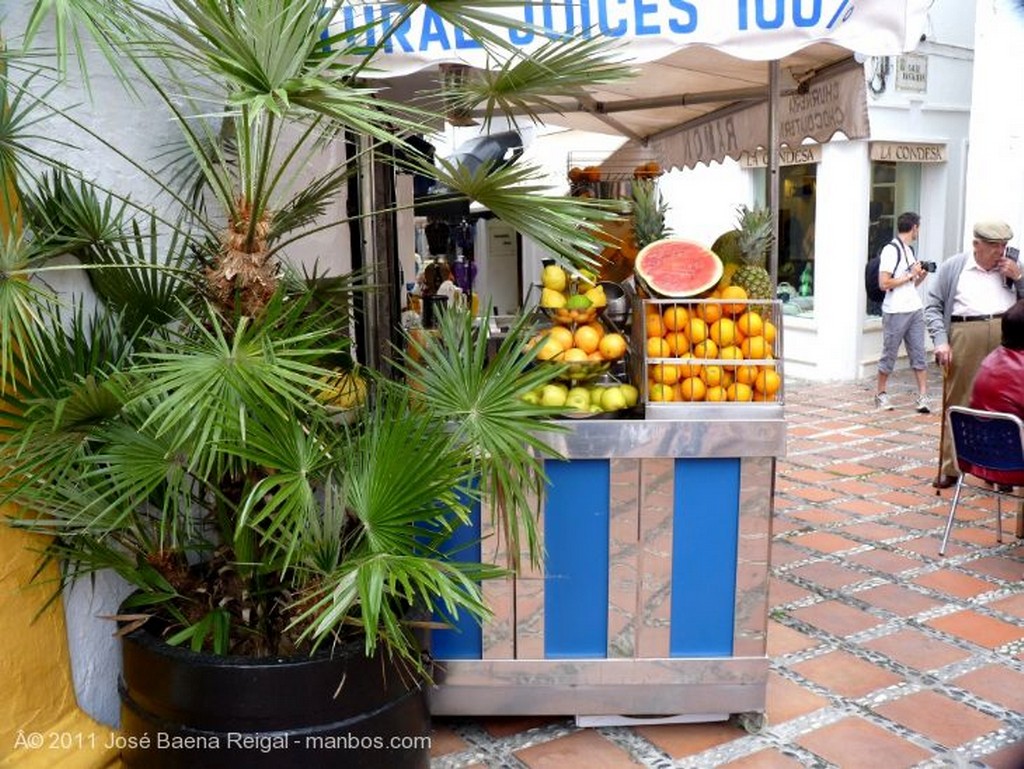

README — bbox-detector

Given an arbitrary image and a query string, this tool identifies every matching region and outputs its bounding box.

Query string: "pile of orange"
[643,286,781,403]
[531,321,628,365]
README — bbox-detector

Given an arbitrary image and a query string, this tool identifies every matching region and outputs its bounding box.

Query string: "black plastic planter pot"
[118,625,430,769]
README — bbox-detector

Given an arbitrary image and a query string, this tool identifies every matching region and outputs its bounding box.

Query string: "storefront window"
[866,161,921,315]
[751,162,818,315]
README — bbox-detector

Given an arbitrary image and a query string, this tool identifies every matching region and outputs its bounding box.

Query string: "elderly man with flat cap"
[925,220,1024,489]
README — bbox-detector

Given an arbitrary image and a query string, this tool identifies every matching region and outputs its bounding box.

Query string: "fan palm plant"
[0,0,634,678]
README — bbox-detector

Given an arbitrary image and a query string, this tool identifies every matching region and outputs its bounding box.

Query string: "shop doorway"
[866,160,922,315]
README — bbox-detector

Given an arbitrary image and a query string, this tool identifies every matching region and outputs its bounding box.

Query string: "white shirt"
[435,279,464,308]
[953,257,1018,316]
[880,238,923,313]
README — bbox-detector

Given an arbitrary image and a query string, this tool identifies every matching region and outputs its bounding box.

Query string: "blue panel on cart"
[669,458,739,657]
[431,500,483,660]
[544,459,610,659]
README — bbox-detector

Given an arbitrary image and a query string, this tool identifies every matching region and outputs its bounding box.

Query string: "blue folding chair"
[940,406,1024,556]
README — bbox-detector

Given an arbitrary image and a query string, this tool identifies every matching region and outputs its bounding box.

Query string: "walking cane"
[934,358,951,495]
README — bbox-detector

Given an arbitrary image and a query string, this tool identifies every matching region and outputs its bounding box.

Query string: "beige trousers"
[939,317,1003,478]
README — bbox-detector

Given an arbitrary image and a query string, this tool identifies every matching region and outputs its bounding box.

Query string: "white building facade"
[656,2,976,381]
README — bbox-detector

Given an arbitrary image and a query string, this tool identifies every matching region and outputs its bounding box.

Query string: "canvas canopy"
[341,1,930,167]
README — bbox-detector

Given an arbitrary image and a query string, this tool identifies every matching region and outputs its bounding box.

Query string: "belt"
[950,313,1004,323]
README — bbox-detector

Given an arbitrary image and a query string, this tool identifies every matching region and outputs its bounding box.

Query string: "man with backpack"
[873,211,931,413]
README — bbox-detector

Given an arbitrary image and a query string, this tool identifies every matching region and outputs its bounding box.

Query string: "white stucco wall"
[964,0,1024,250]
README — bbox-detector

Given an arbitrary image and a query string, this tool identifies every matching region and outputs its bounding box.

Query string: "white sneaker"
[915,395,932,414]
[874,392,894,410]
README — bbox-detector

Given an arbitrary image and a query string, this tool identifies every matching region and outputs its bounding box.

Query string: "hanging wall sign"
[894,53,928,93]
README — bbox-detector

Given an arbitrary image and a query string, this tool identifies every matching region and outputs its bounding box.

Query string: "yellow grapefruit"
[709,318,738,347]
[649,382,675,402]
[548,325,574,349]
[573,324,601,354]
[700,365,725,387]
[662,305,690,332]
[740,335,769,359]
[678,376,706,401]
[727,382,754,402]
[736,311,763,338]
[754,368,781,396]
[720,285,748,315]
[651,363,681,385]
[645,313,666,338]
[647,337,672,358]
[598,332,628,361]
[705,385,728,402]
[692,339,719,359]
[664,331,690,356]
[685,317,708,344]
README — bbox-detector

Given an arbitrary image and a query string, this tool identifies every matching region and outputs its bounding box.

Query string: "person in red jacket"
[967,298,1024,487]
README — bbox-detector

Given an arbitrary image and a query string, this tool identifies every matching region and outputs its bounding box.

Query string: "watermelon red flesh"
[634,239,724,298]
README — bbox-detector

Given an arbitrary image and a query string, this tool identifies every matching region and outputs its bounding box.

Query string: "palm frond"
[393,306,567,567]
[0,232,57,392]
[129,293,344,479]
[447,37,637,129]
[430,156,625,267]
[21,0,142,93]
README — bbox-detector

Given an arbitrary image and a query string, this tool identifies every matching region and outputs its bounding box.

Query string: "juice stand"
[431,286,786,723]
[342,0,930,723]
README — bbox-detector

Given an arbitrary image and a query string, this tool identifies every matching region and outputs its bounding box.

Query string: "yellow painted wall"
[0,522,120,767]
[0,525,79,746]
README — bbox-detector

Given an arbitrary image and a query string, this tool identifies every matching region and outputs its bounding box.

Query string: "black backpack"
[865,239,903,304]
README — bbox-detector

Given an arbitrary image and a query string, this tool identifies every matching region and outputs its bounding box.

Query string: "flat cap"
[973,220,1014,242]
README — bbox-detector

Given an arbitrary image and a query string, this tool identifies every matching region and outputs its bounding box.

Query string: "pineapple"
[630,177,670,250]
[729,205,774,311]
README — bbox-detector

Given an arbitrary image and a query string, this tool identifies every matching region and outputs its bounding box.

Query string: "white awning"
[342,1,928,145]
[339,2,928,72]
[634,62,870,169]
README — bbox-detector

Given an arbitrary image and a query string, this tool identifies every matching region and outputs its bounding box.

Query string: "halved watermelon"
[634,239,724,298]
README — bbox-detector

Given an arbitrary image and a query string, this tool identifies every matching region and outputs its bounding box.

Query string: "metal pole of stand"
[768,60,781,288]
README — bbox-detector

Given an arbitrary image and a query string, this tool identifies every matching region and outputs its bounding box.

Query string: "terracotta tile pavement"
[431,370,1024,768]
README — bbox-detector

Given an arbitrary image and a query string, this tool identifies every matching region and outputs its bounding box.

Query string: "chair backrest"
[947,406,1024,478]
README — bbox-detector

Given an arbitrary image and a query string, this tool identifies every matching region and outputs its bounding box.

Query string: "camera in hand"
[920,261,937,273]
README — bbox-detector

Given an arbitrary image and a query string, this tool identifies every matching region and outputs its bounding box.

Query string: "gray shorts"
[879,309,927,374]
